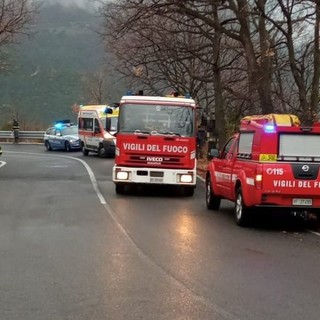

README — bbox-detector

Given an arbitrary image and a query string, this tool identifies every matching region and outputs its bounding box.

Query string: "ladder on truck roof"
[241,114,300,127]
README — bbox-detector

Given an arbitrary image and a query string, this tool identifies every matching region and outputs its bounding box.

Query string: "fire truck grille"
[136,171,164,177]
[151,171,164,177]
[129,155,183,165]
[137,170,148,176]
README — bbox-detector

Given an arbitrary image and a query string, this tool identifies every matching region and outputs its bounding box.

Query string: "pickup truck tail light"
[255,165,263,189]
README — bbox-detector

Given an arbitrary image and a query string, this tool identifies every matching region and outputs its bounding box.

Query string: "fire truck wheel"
[45,141,52,151]
[115,184,126,194]
[65,141,71,152]
[82,144,89,156]
[206,176,221,210]
[235,187,251,226]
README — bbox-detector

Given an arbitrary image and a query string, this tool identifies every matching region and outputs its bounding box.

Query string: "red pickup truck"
[206,114,320,226]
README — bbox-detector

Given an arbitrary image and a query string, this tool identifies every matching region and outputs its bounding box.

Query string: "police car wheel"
[235,187,251,227]
[45,141,52,151]
[65,141,71,152]
[206,176,221,210]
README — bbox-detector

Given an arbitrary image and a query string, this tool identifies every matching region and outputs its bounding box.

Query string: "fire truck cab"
[78,105,118,158]
[113,94,198,195]
[206,114,320,226]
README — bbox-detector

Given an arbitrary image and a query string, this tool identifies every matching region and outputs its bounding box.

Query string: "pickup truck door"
[214,137,238,196]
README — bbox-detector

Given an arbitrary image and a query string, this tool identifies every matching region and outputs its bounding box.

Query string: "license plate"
[292,198,312,206]
[150,178,163,183]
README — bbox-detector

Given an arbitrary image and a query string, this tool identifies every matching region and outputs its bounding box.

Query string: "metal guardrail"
[0,131,45,142]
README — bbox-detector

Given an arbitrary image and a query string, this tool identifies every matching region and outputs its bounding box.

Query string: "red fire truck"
[112,93,198,195]
[206,114,320,226]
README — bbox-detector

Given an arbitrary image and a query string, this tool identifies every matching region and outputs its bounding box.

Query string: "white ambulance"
[78,105,118,157]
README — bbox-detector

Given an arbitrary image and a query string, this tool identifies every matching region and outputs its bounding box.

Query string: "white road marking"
[5,151,106,204]
[4,151,241,319]
[306,229,320,237]
[0,161,7,168]
[4,151,320,319]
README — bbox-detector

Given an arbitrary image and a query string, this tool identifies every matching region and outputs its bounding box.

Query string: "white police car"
[44,121,80,151]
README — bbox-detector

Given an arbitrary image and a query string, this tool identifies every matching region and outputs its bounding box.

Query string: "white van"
[78,105,118,157]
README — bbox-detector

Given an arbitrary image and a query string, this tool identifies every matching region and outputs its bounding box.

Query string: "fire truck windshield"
[119,103,195,137]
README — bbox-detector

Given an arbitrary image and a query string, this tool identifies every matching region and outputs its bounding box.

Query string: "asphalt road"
[1,144,320,320]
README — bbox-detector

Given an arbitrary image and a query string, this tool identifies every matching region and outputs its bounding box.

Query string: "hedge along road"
[1,146,320,320]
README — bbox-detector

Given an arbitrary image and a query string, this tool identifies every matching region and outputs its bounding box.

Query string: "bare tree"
[80,70,108,104]
[256,0,320,123]
[97,0,320,143]
[0,0,39,46]
[98,0,229,144]
[310,1,320,121]
[80,65,129,105]
[0,0,40,69]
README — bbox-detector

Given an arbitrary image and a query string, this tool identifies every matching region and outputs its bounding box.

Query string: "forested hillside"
[0,3,124,129]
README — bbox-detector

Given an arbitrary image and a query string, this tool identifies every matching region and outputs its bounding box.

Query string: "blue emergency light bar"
[55,119,70,124]
[264,125,276,133]
[54,119,72,128]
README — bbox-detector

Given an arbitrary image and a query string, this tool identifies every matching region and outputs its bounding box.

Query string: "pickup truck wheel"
[235,187,251,226]
[206,176,221,210]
